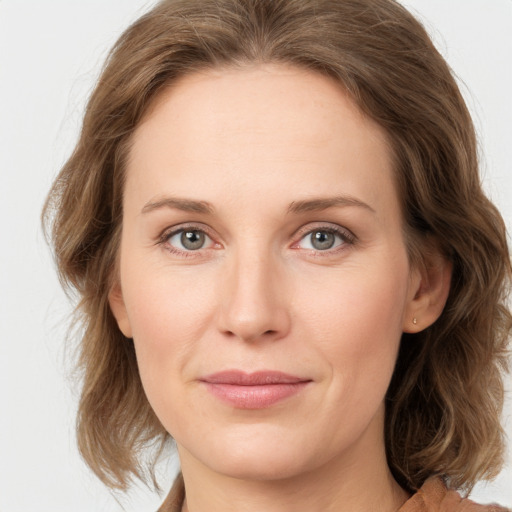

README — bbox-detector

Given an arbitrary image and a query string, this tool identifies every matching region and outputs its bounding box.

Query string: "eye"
[296,227,354,252]
[165,228,214,252]
[305,230,338,250]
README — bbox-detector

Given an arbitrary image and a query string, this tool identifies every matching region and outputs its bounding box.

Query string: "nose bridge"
[218,241,290,342]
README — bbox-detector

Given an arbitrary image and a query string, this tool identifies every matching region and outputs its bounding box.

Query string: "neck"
[177,418,410,512]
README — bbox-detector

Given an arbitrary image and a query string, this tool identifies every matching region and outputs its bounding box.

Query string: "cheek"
[121,265,217,393]
[124,262,210,338]
[297,259,409,384]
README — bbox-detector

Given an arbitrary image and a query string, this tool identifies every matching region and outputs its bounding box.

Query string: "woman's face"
[111,64,422,481]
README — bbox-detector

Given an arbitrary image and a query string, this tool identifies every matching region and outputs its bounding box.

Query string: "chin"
[181,424,327,482]
[208,449,312,482]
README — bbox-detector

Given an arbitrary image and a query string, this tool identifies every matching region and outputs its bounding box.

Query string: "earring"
[413,317,418,325]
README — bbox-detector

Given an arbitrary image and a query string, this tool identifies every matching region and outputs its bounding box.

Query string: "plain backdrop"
[0,1,511,511]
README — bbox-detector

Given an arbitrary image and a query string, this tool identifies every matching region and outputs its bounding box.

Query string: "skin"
[110,64,451,512]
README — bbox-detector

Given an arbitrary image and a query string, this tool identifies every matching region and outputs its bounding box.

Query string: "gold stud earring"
[413,317,418,325]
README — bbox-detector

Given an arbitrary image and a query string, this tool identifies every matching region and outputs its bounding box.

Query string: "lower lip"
[202,382,309,409]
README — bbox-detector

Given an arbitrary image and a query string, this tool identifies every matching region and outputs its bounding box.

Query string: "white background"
[0,1,511,510]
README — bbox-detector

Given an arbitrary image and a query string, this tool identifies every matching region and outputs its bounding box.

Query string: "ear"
[403,244,452,334]
[108,282,133,338]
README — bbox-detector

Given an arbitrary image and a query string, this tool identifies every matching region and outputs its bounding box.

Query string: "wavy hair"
[43,0,511,493]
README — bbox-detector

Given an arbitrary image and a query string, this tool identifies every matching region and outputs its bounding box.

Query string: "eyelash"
[158,223,218,259]
[157,223,357,258]
[291,224,356,256]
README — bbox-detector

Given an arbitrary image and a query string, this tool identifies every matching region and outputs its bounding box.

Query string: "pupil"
[181,230,205,250]
[311,231,335,250]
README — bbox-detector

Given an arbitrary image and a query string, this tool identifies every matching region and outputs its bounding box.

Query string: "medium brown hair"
[43,0,511,493]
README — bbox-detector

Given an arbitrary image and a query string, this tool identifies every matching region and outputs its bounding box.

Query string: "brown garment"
[158,474,510,512]
[396,478,509,512]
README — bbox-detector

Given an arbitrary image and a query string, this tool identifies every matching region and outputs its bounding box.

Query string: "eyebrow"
[287,196,376,214]
[141,197,214,215]
[141,194,375,216]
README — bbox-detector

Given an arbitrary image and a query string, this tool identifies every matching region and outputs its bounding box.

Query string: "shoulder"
[399,478,510,512]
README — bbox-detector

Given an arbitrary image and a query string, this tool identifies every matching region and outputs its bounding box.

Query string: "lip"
[200,370,311,409]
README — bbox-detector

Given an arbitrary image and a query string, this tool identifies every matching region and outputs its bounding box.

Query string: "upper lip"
[200,370,310,385]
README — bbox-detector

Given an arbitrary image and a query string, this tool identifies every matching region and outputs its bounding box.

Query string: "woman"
[43,0,511,510]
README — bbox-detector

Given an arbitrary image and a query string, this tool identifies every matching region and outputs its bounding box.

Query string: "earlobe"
[403,249,452,334]
[108,283,133,338]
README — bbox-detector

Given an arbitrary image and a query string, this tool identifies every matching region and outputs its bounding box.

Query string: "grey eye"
[164,227,215,254]
[180,230,206,250]
[310,230,336,250]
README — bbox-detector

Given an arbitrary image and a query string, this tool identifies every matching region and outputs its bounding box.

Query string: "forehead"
[125,64,398,221]
[134,63,388,155]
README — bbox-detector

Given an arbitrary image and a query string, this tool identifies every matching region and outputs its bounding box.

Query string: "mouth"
[199,370,312,409]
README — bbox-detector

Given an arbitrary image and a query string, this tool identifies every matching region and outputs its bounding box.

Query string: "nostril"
[222,328,280,342]
[217,291,291,342]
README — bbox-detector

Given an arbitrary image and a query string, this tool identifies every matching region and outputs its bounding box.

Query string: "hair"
[43,0,511,494]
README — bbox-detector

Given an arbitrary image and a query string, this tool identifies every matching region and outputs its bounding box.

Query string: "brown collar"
[158,474,509,512]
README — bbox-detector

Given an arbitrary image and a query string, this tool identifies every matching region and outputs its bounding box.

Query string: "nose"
[217,248,291,343]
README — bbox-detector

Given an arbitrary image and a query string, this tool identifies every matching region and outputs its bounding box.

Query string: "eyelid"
[157,222,220,255]
[291,222,357,251]
[155,221,356,257]
[158,222,214,241]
